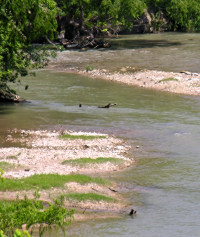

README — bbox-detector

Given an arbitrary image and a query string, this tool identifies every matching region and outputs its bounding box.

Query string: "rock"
[83,145,90,149]
[180,71,192,75]
[129,209,137,216]
[120,67,127,72]
[192,73,199,76]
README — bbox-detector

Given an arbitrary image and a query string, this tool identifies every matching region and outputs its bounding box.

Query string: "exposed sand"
[77,67,200,96]
[1,130,132,179]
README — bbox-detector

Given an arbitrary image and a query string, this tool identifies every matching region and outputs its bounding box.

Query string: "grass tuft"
[64,193,115,202]
[0,162,17,171]
[158,77,179,83]
[6,155,18,160]
[62,157,123,166]
[59,134,106,140]
[85,65,94,72]
[0,174,109,191]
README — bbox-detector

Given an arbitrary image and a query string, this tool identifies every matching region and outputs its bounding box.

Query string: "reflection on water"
[0,103,16,115]
[1,33,200,236]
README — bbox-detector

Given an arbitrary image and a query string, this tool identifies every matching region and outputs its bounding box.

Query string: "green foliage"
[56,0,200,35]
[62,157,123,166]
[59,134,106,140]
[0,174,108,191]
[0,169,5,183]
[118,0,146,29]
[0,165,74,237]
[0,195,74,237]
[0,229,30,237]
[85,65,94,72]
[166,0,200,31]
[0,0,58,93]
[56,0,146,35]
[64,193,115,202]
[144,0,200,31]
[0,0,57,43]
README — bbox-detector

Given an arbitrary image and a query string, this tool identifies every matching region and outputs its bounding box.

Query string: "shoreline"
[0,129,135,222]
[48,65,200,96]
[78,67,200,96]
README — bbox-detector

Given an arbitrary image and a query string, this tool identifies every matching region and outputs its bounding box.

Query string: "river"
[0,33,200,236]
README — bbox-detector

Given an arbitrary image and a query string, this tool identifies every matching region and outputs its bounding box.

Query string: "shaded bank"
[0,82,24,103]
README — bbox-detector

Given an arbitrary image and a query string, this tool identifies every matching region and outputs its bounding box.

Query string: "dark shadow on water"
[0,101,31,115]
[108,39,182,50]
[76,39,183,53]
[0,103,16,115]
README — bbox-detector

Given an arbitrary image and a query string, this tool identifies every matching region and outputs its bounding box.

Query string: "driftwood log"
[98,103,117,108]
[60,37,110,50]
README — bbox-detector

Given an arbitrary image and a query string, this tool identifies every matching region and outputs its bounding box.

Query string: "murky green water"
[1,33,200,236]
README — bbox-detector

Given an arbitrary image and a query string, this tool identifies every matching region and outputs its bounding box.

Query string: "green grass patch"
[6,155,18,160]
[0,174,109,191]
[64,193,115,202]
[158,77,179,83]
[62,157,123,166]
[0,162,16,171]
[59,134,106,140]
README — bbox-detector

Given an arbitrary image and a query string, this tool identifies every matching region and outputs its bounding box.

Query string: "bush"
[0,195,74,237]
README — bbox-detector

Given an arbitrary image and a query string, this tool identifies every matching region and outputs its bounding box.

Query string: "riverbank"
[78,67,200,96]
[0,129,135,222]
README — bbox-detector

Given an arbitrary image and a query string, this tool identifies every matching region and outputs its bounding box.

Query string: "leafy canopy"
[0,0,58,85]
[56,0,146,33]
[144,0,200,31]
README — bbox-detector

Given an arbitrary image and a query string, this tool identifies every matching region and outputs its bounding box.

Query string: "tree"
[56,0,145,41]
[0,0,58,102]
[118,0,146,29]
[166,0,200,31]
[144,0,200,31]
